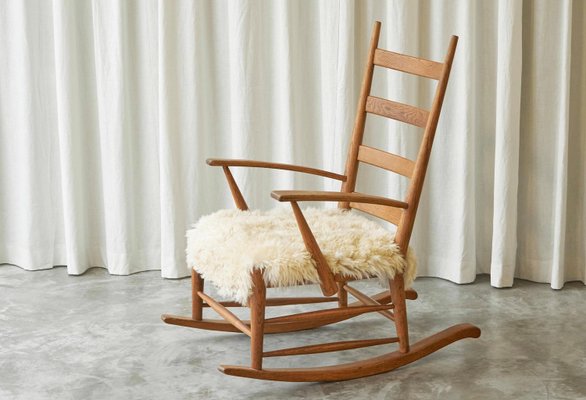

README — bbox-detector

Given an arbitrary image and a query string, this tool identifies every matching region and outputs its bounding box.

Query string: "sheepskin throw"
[186,208,416,304]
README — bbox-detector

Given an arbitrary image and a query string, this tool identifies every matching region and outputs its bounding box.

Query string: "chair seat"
[186,208,416,304]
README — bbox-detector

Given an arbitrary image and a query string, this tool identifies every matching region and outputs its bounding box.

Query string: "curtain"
[0,0,584,288]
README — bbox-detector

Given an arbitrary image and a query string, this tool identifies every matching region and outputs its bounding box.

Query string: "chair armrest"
[270,190,409,209]
[206,158,346,181]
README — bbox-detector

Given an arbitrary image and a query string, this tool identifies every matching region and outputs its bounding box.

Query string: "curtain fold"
[0,0,584,289]
[490,0,522,287]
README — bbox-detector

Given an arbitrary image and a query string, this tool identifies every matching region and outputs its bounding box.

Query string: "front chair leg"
[337,281,348,307]
[249,269,266,370]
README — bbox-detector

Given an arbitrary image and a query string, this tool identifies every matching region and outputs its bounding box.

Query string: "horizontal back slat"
[373,48,443,80]
[350,202,403,225]
[358,145,415,178]
[365,96,429,128]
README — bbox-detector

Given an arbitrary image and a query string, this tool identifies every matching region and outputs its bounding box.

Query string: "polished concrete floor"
[1,265,585,400]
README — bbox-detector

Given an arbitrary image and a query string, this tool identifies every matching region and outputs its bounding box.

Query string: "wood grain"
[373,48,443,80]
[365,96,430,128]
[358,145,415,178]
[349,201,403,225]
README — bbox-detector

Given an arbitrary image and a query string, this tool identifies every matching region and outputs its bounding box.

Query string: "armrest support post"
[222,166,248,210]
[290,202,338,297]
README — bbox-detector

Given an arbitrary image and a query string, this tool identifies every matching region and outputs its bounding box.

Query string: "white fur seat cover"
[186,208,416,304]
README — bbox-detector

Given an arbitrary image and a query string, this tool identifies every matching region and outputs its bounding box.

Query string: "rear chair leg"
[390,275,409,353]
[192,269,204,321]
[337,282,348,307]
[249,269,266,370]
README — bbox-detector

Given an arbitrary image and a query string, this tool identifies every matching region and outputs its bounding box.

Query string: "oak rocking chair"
[162,21,480,382]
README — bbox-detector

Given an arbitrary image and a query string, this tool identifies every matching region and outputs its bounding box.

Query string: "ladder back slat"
[373,48,443,80]
[358,145,415,178]
[350,202,403,225]
[365,96,429,128]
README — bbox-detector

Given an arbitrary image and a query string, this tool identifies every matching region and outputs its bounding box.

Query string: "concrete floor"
[1,265,585,400]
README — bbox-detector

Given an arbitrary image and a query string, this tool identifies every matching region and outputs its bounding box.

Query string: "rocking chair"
[162,21,480,382]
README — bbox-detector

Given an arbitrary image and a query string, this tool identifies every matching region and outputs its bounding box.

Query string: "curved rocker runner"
[161,21,481,382]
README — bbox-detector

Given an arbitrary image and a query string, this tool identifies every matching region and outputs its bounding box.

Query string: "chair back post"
[339,21,381,208]
[393,36,458,254]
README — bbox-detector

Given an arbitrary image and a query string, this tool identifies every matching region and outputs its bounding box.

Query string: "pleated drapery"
[0,1,584,289]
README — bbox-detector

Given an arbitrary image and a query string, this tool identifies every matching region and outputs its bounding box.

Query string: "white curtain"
[0,0,584,288]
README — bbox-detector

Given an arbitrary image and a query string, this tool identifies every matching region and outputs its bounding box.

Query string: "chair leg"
[390,275,409,353]
[249,269,266,370]
[337,282,348,307]
[192,269,204,321]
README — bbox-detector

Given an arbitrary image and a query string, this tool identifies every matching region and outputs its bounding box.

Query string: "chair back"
[340,21,458,254]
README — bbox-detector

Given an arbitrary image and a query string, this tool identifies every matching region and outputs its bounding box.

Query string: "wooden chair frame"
[162,21,480,382]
